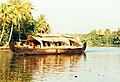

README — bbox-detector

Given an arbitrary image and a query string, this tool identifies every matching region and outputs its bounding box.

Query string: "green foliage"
[65,28,120,46]
[34,14,51,35]
[0,0,119,47]
[0,0,51,45]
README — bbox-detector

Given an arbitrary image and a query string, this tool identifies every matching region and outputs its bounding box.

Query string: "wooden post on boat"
[83,40,86,51]
[16,42,21,47]
[32,43,35,49]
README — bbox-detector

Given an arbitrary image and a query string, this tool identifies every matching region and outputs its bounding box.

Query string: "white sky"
[1,0,120,34]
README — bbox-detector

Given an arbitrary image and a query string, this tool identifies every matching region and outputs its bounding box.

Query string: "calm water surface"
[0,47,120,82]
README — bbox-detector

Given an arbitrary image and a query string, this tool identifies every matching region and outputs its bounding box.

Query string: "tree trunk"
[8,23,13,42]
[0,26,5,42]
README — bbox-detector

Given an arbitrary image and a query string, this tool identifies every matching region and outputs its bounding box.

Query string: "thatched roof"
[27,35,70,43]
[35,33,61,38]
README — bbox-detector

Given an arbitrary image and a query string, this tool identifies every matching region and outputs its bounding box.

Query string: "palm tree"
[89,29,98,45]
[0,0,34,46]
[97,29,104,45]
[8,0,33,41]
[104,28,111,44]
[34,14,51,35]
[117,28,120,40]
[0,3,10,43]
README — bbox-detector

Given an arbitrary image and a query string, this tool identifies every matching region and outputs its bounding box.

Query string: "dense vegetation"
[0,0,120,47]
[65,28,120,46]
[0,0,51,46]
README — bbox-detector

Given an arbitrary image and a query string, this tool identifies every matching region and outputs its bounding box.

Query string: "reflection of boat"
[9,34,86,55]
[9,53,86,81]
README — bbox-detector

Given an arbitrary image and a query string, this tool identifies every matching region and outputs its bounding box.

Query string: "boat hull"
[9,42,86,55]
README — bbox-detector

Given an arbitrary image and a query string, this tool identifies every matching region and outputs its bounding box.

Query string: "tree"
[97,29,104,45]
[117,28,120,40]
[89,29,97,45]
[110,28,120,44]
[34,14,51,35]
[0,0,52,46]
[0,3,10,43]
[104,28,111,44]
[0,0,34,45]
[8,0,34,41]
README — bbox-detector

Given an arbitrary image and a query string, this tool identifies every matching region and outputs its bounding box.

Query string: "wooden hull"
[9,42,86,55]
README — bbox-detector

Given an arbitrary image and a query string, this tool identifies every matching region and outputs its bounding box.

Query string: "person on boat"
[27,42,33,48]
[45,42,50,47]
[23,43,27,47]
[36,45,40,48]
[23,42,29,48]
[15,42,23,47]
[50,42,56,47]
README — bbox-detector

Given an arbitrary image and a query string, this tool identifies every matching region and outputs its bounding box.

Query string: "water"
[0,47,120,82]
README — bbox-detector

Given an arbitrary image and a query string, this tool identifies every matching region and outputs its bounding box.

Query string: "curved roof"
[35,33,61,38]
[27,35,70,43]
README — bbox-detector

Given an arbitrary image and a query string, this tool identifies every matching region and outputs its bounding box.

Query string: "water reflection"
[1,47,120,82]
[0,51,86,82]
[0,50,13,82]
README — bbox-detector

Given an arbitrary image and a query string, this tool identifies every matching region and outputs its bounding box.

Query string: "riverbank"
[0,46,9,50]
[87,44,120,47]
[0,43,9,50]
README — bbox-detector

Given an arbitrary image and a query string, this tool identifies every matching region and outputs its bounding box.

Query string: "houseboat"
[9,34,86,55]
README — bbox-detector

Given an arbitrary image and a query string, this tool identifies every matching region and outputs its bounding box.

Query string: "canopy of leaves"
[0,0,51,45]
[34,14,51,35]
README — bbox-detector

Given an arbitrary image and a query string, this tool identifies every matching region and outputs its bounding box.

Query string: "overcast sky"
[1,0,120,34]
